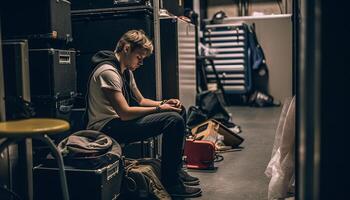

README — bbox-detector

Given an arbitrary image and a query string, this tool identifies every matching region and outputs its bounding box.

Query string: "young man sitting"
[86,30,201,197]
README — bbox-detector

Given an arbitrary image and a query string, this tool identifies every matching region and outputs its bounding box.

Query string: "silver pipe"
[153,0,163,158]
[153,0,162,100]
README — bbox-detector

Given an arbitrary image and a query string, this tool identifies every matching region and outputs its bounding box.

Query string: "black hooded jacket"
[88,50,137,106]
[91,50,121,71]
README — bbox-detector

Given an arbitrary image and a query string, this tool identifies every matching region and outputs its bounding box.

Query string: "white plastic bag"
[265,97,295,200]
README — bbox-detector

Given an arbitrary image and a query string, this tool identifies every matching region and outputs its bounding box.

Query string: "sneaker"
[166,182,202,198]
[179,168,200,186]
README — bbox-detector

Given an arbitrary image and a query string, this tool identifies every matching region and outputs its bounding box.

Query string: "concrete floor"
[184,106,282,200]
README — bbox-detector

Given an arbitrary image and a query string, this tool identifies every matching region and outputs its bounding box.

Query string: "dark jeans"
[101,107,187,186]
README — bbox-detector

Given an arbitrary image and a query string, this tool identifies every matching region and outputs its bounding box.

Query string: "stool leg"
[141,140,144,158]
[0,137,33,200]
[0,138,21,153]
[35,134,70,200]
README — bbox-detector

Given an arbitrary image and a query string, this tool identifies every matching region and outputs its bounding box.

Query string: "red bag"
[184,139,216,170]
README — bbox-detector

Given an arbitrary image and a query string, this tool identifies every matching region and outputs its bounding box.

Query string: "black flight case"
[1,0,72,43]
[28,48,77,121]
[71,0,152,10]
[33,158,123,200]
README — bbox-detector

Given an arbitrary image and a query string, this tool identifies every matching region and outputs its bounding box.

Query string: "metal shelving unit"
[203,23,252,94]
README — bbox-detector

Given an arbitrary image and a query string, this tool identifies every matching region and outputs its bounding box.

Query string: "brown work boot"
[179,168,200,186]
[165,181,202,198]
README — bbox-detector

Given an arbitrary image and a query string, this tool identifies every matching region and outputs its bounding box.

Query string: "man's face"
[126,48,148,71]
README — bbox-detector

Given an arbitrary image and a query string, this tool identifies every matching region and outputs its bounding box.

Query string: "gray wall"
[207,0,293,18]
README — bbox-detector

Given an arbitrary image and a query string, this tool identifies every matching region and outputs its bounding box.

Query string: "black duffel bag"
[195,90,240,129]
[54,130,122,169]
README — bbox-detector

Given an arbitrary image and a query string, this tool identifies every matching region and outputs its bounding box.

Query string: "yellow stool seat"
[0,118,70,137]
[0,118,71,200]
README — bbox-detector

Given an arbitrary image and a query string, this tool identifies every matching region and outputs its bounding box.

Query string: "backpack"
[122,158,171,200]
[194,90,240,129]
[186,106,208,129]
[196,90,230,123]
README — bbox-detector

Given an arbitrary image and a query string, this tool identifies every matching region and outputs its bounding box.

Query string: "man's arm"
[139,98,162,107]
[132,85,162,107]
[132,85,182,107]
[102,88,181,121]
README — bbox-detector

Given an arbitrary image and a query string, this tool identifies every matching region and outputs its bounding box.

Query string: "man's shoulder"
[94,64,118,76]
[98,62,117,70]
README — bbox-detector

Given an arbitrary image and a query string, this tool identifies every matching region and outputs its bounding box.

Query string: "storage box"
[28,49,76,97]
[71,0,151,10]
[2,40,32,120]
[1,0,72,42]
[31,96,74,121]
[33,159,123,200]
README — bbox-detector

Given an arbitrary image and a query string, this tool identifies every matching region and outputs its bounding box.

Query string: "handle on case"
[59,104,73,114]
[59,51,71,64]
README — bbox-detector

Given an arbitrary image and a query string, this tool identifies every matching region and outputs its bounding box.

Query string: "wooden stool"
[0,118,70,200]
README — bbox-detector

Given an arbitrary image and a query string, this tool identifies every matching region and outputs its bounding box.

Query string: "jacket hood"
[91,50,119,68]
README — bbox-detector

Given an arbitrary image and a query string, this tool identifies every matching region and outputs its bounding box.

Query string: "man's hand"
[159,103,182,113]
[164,99,182,108]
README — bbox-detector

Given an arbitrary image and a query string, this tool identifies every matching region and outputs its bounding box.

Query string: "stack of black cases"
[0,26,32,200]
[1,0,77,121]
[33,158,123,200]
[1,2,76,197]
[29,49,76,120]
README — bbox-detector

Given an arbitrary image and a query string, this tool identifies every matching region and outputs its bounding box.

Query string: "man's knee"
[165,112,185,129]
[180,105,186,113]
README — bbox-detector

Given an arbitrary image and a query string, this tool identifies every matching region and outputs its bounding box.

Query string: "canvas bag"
[122,158,171,200]
[191,119,244,148]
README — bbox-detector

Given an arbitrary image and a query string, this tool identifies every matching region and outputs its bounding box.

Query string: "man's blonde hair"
[115,30,153,56]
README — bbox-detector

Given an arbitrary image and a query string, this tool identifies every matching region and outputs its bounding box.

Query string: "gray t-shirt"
[87,64,138,130]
